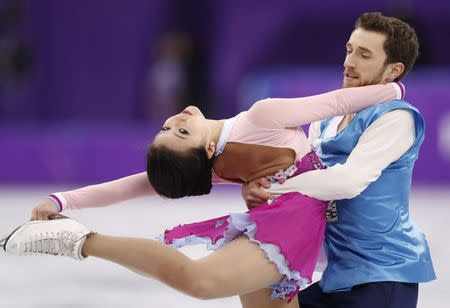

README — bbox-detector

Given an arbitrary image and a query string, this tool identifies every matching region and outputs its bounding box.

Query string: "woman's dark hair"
[146,144,213,198]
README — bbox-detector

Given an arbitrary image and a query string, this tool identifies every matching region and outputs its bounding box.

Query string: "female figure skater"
[4,82,404,308]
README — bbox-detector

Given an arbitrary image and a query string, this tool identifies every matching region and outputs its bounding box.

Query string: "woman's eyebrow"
[174,133,187,140]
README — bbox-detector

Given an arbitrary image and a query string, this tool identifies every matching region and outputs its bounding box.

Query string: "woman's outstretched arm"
[31,170,235,220]
[31,172,156,219]
[54,172,155,210]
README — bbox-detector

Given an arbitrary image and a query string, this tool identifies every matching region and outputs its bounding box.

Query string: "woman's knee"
[183,262,229,299]
[186,277,222,300]
[172,261,223,299]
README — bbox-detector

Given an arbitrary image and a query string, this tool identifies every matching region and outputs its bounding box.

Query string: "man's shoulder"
[357,99,419,118]
[355,100,423,133]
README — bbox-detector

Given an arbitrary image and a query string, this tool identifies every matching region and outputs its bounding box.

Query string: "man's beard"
[342,64,387,88]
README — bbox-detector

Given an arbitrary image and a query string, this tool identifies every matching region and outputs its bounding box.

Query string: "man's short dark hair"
[356,12,419,80]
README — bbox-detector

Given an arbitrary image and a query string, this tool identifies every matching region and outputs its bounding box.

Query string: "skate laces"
[24,231,81,256]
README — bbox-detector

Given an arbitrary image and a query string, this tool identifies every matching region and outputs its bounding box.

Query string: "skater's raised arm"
[247,82,403,128]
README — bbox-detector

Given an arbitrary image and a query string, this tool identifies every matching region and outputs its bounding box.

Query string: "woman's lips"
[181,109,192,115]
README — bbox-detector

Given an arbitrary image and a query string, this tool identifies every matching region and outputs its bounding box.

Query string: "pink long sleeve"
[55,171,233,210]
[246,83,403,129]
[56,172,156,210]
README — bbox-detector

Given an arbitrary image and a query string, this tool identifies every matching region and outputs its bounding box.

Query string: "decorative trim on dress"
[214,114,240,156]
[158,212,310,301]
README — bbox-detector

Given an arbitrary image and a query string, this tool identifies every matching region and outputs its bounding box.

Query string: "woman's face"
[154,106,211,152]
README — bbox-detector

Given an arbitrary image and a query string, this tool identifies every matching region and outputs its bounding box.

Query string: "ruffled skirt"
[162,152,328,301]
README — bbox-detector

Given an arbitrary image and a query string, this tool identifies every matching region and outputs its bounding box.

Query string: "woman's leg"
[239,289,300,308]
[83,234,284,300]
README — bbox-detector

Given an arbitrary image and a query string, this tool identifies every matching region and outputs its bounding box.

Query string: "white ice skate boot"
[1,215,92,260]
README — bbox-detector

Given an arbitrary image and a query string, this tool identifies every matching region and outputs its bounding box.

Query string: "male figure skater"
[242,12,436,308]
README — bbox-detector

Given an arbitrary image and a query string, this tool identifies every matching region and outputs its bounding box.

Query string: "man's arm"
[267,109,415,201]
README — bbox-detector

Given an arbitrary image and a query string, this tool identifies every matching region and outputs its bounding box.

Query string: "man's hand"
[242,177,272,209]
[30,199,59,221]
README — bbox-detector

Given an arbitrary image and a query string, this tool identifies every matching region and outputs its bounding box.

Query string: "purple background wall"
[0,0,449,185]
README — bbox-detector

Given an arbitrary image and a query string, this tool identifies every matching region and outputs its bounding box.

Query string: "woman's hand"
[30,199,59,221]
[242,177,272,209]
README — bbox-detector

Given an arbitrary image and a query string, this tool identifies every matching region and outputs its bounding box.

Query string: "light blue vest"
[317,100,436,292]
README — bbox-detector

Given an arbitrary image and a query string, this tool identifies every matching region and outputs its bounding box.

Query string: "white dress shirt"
[267,109,416,201]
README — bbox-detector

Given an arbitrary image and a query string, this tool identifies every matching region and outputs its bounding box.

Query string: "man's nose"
[343,54,355,70]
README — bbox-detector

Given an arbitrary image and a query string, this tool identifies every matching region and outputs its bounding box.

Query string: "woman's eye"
[161,127,169,131]
[179,128,189,135]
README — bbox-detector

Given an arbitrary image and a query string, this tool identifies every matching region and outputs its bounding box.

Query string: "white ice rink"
[0,186,448,308]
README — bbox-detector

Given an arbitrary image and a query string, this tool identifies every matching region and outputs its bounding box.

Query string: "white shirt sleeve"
[308,121,322,145]
[267,109,416,201]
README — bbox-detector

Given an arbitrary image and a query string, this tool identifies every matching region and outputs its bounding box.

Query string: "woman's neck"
[207,119,225,144]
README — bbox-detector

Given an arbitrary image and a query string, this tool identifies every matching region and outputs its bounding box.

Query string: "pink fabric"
[164,215,230,246]
[248,192,327,280]
[61,172,156,210]
[164,151,328,300]
[164,192,327,301]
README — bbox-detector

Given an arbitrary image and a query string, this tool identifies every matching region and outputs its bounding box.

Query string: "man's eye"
[179,128,189,135]
[161,127,170,131]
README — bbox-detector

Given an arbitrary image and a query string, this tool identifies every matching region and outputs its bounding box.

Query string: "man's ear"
[387,62,405,81]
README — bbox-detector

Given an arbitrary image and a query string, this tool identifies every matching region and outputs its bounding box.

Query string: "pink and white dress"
[49,83,404,301]
[161,83,404,301]
[164,151,327,300]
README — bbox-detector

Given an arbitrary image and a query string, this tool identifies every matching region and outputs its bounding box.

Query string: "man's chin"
[342,80,361,88]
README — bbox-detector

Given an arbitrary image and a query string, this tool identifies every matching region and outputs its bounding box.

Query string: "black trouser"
[298,281,418,308]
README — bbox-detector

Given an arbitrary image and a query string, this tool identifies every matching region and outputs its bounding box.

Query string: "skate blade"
[0,222,29,252]
[0,235,8,250]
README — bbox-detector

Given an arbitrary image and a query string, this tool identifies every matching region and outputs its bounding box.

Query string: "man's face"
[343,28,391,88]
